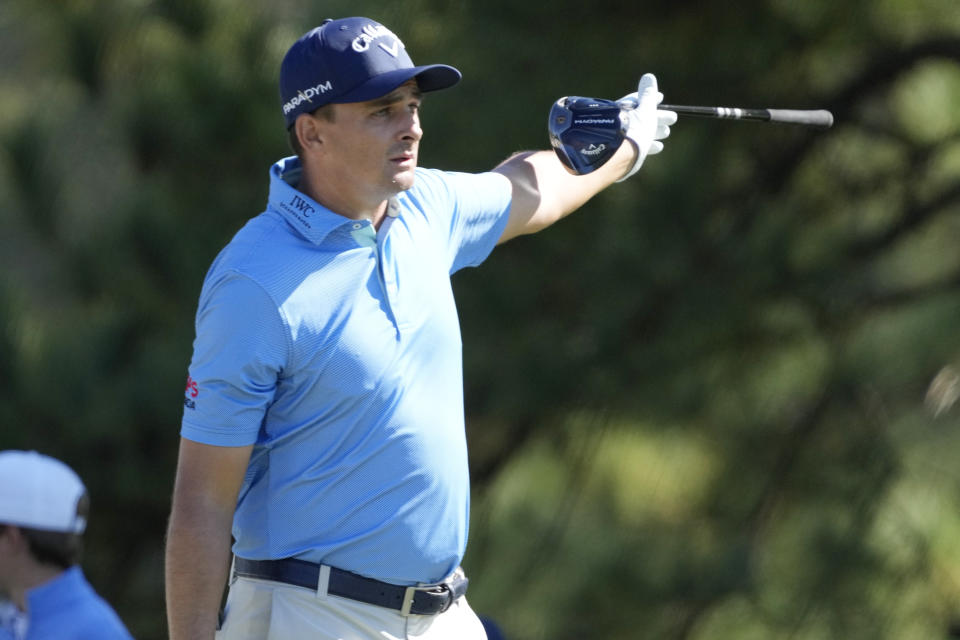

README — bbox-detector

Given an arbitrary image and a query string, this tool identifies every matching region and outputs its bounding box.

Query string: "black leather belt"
[232,557,468,616]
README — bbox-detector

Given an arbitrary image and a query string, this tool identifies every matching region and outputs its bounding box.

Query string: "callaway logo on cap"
[279,17,462,128]
[0,450,87,534]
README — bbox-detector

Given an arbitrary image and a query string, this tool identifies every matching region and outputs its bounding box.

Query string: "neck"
[306,185,389,228]
[298,165,390,229]
[9,564,65,610]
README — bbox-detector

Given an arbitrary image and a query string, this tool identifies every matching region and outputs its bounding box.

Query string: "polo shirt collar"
[268,156,398,246]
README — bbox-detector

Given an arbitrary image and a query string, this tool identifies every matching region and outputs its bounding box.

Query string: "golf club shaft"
[661,104,834,128]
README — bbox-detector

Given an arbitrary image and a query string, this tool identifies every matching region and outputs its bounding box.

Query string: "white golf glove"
[615,73,677,182]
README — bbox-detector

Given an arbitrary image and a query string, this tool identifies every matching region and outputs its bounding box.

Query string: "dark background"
[3,1,960,638]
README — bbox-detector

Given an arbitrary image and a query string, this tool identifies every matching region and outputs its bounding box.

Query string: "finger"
[637,73,658,95]
[637,73,661,109]
[647,140,664,155]
[638,90,663,109]
[657,109,678,125]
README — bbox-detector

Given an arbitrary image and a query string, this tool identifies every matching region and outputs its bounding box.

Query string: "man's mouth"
[391,150,416,165]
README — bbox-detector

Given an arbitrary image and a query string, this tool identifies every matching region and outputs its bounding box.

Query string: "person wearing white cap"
[0,451,133,640]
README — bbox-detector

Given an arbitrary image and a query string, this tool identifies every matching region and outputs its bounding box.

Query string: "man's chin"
[390,169,417,191]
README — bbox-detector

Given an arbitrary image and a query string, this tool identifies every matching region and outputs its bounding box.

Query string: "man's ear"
[295,113,325,153]
[0,525,25,552]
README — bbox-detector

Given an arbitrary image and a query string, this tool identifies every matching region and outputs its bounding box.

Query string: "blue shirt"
[22,567,132,640]
[182,157,512,585]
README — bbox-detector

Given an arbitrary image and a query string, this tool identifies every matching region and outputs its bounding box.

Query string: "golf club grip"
[661,104,834,129]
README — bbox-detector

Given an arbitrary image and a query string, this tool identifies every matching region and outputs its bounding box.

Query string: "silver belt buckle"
[400,583,450,617]
[400,567,467,617]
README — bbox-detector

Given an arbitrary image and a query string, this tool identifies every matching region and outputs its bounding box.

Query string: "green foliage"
[2,0,960,638]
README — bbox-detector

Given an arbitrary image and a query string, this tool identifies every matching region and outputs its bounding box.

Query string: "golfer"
[165,16,673,640]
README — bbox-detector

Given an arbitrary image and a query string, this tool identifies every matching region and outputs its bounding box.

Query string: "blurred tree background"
[2,0,960,638]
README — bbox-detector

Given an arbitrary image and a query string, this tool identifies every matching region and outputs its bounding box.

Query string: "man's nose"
[401,111,422,141]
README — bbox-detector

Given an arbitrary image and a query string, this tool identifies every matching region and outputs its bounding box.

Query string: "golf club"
[661,104,834,128]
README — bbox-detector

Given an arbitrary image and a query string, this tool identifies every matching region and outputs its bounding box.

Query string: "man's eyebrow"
[368,87,423,107]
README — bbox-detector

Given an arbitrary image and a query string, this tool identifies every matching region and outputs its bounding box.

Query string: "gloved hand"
[615,73,677,182]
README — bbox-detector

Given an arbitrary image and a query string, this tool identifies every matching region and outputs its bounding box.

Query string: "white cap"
[0,451,87,534]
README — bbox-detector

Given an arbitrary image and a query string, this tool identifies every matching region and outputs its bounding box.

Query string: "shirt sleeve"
[408,168,513,274]
[181,271,289,446]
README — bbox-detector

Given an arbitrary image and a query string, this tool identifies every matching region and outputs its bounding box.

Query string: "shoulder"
[407,167,454,204]
[202,210,308,304]
[407,168,511,210]
[72,573,133,639]
[70,603,133,640]
[411,166,509,192]
[28,570,132,640]
[210,210,291,274]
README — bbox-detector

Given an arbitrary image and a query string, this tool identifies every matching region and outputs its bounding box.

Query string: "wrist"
[615,137,643,183]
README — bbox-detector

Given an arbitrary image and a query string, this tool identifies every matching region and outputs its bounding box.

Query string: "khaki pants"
[216,576,488,640]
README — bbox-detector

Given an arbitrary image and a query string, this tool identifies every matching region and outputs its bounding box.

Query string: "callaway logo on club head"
[580,143,607,157]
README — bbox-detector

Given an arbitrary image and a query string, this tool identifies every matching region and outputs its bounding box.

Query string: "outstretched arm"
[493,143,635,244]
[493,73,674,244]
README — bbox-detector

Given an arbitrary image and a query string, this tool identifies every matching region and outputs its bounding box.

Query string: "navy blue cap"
[280,17,462,128]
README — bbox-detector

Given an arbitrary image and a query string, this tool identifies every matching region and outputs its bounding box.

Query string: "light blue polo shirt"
[181,156,512,585]
[22,567,133,640]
